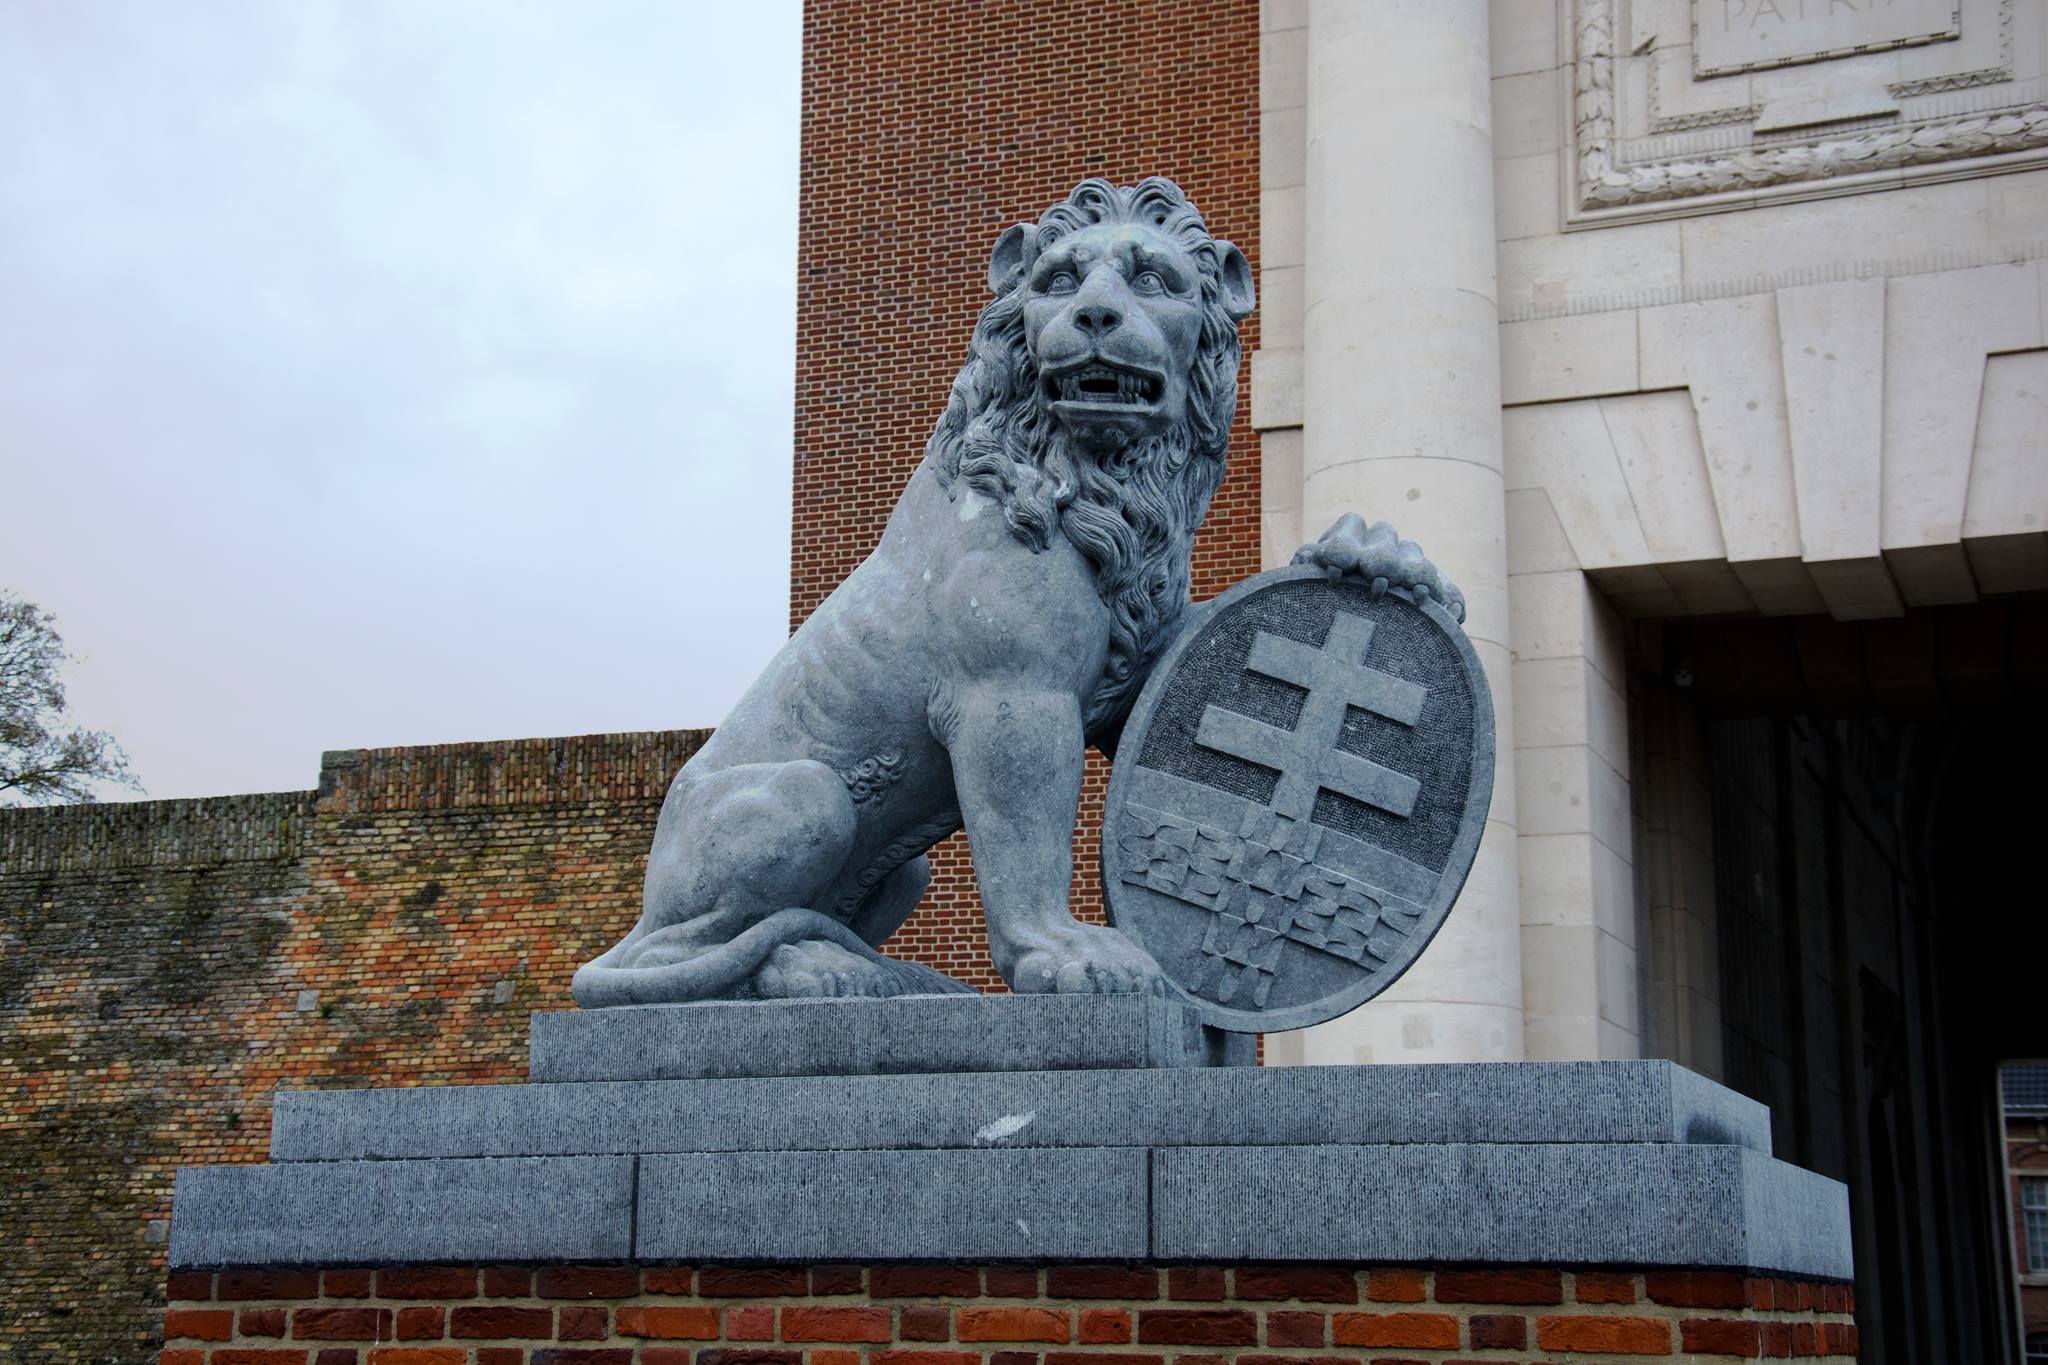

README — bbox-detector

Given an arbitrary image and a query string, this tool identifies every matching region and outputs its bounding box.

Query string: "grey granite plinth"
[639,1149,1147,1261]
[169,1156,632,1268]
[528,992,1249,1082]
[269,1059,1769,1162]
[1152,1142,1852,1279]
[169,999,1853,1279]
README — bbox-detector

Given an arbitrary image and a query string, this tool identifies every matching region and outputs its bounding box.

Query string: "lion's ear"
[988,223,1035,295]
[1212,240,1256,321]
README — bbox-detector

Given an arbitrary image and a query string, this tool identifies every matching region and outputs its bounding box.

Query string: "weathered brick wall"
[160,1261,1859,1362]
[3,792,315,1362]
[1,731,705,1365]
[792,0,1263,987]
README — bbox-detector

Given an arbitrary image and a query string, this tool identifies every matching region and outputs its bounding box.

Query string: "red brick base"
[162,1262,1856,1363]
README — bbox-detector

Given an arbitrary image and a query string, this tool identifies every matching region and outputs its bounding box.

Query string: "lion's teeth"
[1055,367,1153,403]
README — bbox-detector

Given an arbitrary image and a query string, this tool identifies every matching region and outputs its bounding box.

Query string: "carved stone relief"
[1100,568,1494,1034]
[1570,0,2048,225]
[1691,0,1960,79]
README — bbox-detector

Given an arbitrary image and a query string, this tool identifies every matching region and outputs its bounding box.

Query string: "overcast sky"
[1,2,800,801]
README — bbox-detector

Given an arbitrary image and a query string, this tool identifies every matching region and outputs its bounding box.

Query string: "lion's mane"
[926,178,1244,735]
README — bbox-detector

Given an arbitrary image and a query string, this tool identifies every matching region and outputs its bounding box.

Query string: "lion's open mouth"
[1047,364,1163,406]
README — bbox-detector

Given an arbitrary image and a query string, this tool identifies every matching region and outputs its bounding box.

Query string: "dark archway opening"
[1633,599,2046,1364]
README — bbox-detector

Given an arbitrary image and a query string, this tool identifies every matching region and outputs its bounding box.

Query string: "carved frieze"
[1569,0,2048,225]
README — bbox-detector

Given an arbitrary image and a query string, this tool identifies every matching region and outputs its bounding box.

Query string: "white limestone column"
[1290,0,1522,1064]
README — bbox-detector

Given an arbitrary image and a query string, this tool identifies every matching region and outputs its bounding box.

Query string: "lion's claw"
[1294,512,1467,623]
[1006,923,1165,996]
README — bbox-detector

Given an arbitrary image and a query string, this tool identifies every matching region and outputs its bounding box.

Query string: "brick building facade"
[2007,1065,2048,1360]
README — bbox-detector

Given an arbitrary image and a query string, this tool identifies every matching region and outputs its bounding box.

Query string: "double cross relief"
[1117,611,1434,1008]
[1195,613,1426,823]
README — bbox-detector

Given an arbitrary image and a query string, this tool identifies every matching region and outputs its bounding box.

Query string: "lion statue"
[573,177,1461,1006]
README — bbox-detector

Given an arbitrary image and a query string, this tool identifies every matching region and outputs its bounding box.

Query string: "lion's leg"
[846,853,932,947]
[572,760,860,1006]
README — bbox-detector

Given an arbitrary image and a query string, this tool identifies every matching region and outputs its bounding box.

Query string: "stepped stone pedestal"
[164,996,1858,1364]
[171,993,1847,1277]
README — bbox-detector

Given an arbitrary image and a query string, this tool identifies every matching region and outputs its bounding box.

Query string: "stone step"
[269,1059,1769,1162]
[171,1156,632,1269]
[526,993,1252,1082]
[1153,1142,1852,1279]
[169,1141,1848,1276]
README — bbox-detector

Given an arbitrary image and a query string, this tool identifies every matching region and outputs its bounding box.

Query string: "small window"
[2025,1176,2048,1275]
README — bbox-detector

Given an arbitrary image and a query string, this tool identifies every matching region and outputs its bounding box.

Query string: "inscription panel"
[1694,0,1960,77]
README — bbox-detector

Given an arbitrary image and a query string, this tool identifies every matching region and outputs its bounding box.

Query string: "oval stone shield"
[1102,565,1494,1033]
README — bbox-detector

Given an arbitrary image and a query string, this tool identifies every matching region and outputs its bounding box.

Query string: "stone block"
[1258,265,1303,352]
[1505,495,1580,577]
[269,1060,1769,1162]
[1151,1143,1849,1277]
[1963,350,2048,551]
[1262,104,1305,192]
[1249,349,1302,429]
[1677,178,1989,293]
[1636,296,1801,567]
[1514,744,1629,853]
[1502,400,1654,570]
[1260,429,1304,568]
[527,993,1238,1084]
[1499,222,1681,320]
[1261,186,1305,269]
[169,1157,632,1268]
[1489,0,1557,78]
[637,1149,1147,1261]
[1499,312,1638,405]
[1261,22,1305,110]
[1881,265,2042,555]
[1778,278,1885,568]
[1599,391,1724,568]
[1490,71,1558,160]
[1493,151,1559,242]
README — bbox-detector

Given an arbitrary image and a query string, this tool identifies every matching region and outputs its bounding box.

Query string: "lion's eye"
[1046,271,1079,294]
[1132,271,1166,295]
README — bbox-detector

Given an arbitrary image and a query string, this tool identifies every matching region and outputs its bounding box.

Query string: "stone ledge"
[270,1059,1770,1162]
[639,1148,1149,1261]
[527,993,1248,1083]
[172,1141,1848,1277]
[168,1156,633,1269]
[1153,1143,1852,1279]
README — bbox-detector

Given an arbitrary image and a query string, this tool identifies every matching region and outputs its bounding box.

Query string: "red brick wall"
[1,732,703,1363]
[792,0,1263,987]
[161,1261,1859,1363]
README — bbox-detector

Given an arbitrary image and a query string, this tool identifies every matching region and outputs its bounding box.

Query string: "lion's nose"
[1073,303,1122,336]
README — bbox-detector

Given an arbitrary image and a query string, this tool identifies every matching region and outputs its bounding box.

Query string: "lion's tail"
[568,907,962,1007]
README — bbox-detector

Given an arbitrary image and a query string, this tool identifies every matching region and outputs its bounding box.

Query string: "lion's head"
[927,177,1254,733]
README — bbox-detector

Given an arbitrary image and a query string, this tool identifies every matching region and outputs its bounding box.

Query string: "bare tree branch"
[0,591,140,805]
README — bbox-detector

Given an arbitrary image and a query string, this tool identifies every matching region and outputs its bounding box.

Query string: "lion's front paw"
[1006,922,1165,996]
[1293,512,1467,623]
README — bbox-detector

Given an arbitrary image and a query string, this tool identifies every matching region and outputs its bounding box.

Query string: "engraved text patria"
[1694,0,1960,77]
